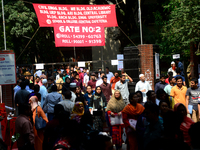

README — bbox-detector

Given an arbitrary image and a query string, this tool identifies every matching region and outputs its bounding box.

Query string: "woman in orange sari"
[29,96,48,150]
[122,92,145,150]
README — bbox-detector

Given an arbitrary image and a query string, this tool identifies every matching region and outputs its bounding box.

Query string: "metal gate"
[123,46,141,93]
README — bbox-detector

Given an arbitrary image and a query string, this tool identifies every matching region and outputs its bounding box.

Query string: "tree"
[0,0,89,64]
[160,0,200,59]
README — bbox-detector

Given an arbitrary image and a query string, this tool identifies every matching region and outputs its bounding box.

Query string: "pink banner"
[33,4,118,27]
[54,24,105,47]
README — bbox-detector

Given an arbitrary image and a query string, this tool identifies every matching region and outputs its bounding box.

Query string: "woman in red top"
[106,90,126,150]
[122,92,145,150]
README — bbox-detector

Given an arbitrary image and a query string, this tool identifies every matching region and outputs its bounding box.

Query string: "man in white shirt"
[135,74,152,103]
[96,72,110,87]
[168,61,177,77]
[83,70,90,87]
[106,67,114,82]
[56,70,61,81]
[70,83,77,103]
[34,69,42,77]
[59,90,74,113]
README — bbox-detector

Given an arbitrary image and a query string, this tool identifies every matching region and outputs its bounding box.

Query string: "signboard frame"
[0,52,17,85]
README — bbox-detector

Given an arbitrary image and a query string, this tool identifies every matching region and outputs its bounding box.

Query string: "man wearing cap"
[70,83,77,103]
[39,79,48,107]
[88,73,97,91]
[168,61,177,77]
[135,74,152,103]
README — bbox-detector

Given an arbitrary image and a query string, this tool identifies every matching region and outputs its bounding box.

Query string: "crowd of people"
[12,62,200,150]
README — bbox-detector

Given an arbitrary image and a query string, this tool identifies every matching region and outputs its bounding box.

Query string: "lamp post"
[1,0,6,50]
[138,0,143,45]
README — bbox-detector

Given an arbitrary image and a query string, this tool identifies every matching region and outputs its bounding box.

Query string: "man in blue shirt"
[175,59,184,76]
[174,68,186,86]
[155,74,168,93]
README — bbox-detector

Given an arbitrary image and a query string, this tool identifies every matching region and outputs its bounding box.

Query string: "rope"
[16,26,40,62]
[118,26,137,46]
[19,0,32,4]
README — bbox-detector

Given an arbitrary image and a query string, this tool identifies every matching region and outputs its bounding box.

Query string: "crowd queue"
[12,61,200,150]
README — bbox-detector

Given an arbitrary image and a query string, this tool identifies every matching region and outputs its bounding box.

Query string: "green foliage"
[158,0,200,59]
[4,1,36,37]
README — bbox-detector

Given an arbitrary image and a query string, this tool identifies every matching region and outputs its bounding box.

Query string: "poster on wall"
[155,53,160,79]
[54,24,105,47]
[117,54,124,60]
[117,54,123,70]
[117,61,123,70]
[0,53,16,85]
[33,4,118,27]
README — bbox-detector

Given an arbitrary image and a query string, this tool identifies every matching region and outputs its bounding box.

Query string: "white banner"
[0,53,16,85]
[111,60,118,65]
[36,64,44,70]
[78,61,85,67]
[173,54,180,59]
[155,53,160,79]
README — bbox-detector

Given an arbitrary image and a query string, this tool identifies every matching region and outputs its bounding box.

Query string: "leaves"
[160,0,200,57]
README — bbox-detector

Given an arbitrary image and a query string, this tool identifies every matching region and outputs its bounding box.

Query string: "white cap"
[42,79,47,84]
[70,83,76,88]
[86,70,89,73]
[139,74,144,78]
[171,61,175,65]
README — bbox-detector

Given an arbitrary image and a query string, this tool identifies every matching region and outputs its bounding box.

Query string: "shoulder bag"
[35,106,47,130]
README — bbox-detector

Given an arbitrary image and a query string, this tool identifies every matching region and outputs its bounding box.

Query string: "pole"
[101,47,104,71]
[1,0,7,50]
[138,0,143,45]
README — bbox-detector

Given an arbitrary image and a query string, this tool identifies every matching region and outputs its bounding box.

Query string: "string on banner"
[16,26,40,61]
[118,26,137,46]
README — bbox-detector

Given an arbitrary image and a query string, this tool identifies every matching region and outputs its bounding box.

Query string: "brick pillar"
[138,44,154,90]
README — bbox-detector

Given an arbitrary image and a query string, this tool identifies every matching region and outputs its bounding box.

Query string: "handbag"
[109,113,124,126]
[35,106,46,130]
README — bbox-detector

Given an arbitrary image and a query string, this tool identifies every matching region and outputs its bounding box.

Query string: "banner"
[155,53,160,79]
[54,24,105,47]
[33,4,118,27]
[0,53,16,85]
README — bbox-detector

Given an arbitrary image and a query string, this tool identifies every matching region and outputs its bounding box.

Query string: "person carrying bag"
[29,96,48,150]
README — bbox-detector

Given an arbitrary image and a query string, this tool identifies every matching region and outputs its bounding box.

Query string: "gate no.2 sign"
[54,24,105,47]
